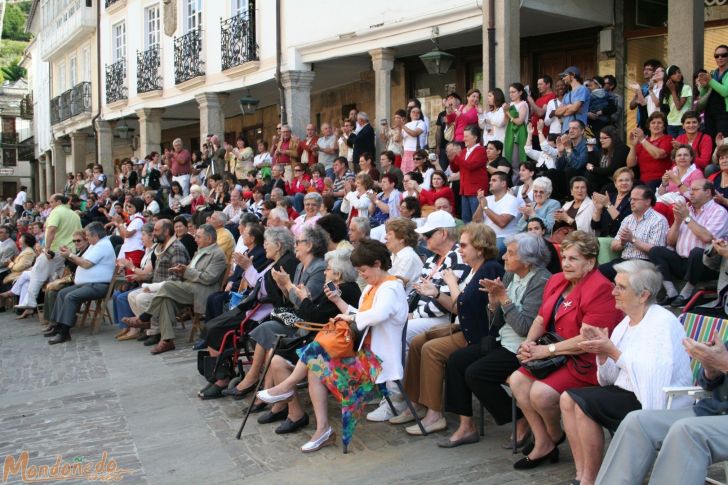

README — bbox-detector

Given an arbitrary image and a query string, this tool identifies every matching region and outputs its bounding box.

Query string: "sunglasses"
[413,157,424,161]
[716,53,728,59]
[72,239,83,243]
[422,229,438,239]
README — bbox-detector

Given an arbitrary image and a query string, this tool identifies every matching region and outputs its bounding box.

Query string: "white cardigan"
[348,279,408,383]
[597,304,693,410]
[561,197,595,235]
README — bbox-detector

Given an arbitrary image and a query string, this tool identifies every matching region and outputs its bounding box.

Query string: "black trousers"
[599,257,629,282]
[444,344,521,425]
[648,246,718,285]
[205,290,229,322]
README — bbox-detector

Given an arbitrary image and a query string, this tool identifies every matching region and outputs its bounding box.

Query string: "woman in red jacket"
[673,110,713,173]
[420,170,455,212]
[509,231,623,470]
[448,124,488,222]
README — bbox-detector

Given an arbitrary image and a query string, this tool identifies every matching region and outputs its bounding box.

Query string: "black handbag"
[407,291,420,313]
[522,332,567,379]
[269,306,303,327]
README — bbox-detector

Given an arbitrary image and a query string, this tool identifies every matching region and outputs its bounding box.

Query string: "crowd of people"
[2,49,728,483]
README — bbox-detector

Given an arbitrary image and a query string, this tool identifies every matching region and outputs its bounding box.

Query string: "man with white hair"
[266,207,288,228]
[317,123,338,178]
[168,138,192,195]
[207,211,235,261]
[348,217,370,246]
[353,112,375,172]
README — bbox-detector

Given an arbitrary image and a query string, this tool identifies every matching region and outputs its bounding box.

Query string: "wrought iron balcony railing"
[105,58,128,104]
[137,45,162,93]
[173,28,205,84]
[20,93,33,119]
[220,11,258,71]
[50,81,92,126]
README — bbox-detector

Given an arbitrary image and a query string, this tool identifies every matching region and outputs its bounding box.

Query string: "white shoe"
[256,388,294,404]
[366,397,407,422]
[301,427,335,453]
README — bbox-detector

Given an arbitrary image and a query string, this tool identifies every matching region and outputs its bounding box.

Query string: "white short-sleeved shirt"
[484,192,520,238]
[13,190,26,207]
[118,213,145,257]
[75,237,116,284]
[403,120,426,151]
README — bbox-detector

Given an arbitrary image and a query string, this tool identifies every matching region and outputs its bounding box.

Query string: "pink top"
[675,200,728,258]
[665,165,704,193]
[447,106,480,142]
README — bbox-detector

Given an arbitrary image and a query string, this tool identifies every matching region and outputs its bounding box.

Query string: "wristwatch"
[548,343,557,355]
[684,216,693,224]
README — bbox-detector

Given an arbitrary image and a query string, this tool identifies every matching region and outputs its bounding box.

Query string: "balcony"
[50,82,92,126]
[105,58,128,104]
[20,93,33,119]
[220,11,258,71]
[173,28,205,85]
[137,45,162,93]
[1,132,19,146]
[40,0,96,61]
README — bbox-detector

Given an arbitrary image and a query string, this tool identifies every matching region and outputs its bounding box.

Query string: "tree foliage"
[1,59,26,81]
[2,3,31,42]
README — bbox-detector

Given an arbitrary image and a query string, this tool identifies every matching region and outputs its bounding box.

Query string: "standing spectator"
[167,138,192,195]
[90,166,106,196]
[352,112,375,172]
[649,179,728,307]
[337,119,356,169]
[544,80,567,138]
[253,139,272,179]
[446,89,481,143]
[629,59,662,131]
[401,108,426,174]
[481,88,507,144]
[436,93,461,171]
[299,123,319,166]
[661,65,692,138]
[379,110,404,169]
[316,123,337,178]
[586,76,616,136]
[504,83,530,177]
[407,98,429,148]
[697,44,728,141]
[603,74,623,133]
[527,75,556,146]
[231,136,254,179]
[142,152,161,190]
[449,124,488,222]
[626,111,673,187]
[645,66,666,118]
[274,125,299,177]
[553,66,590,132]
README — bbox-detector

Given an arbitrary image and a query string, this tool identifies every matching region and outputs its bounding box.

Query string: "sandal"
[198,383,226,400]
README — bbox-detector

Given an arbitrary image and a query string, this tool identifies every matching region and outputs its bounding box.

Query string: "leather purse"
[295,319,356,359]
[270,307,303,327]
[522,332,567,379]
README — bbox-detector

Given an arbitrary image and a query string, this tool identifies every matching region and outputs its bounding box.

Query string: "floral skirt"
[298,341,383,445]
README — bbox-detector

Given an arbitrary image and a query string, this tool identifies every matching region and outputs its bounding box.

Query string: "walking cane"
[236,333,284,439]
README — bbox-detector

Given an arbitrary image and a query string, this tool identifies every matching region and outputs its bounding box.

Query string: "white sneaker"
[366,397,407,422]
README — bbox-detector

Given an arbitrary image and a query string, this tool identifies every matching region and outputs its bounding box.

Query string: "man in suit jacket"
[128,223,227,354]
[596,339,728,485]
[352,112,375,172]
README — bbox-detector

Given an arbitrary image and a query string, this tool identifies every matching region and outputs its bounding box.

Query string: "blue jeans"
[461,196,480,223]
[293,192,305,213]
[113,289,135,329]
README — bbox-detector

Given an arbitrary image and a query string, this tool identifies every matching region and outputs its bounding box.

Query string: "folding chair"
[477,383,519,454]
[383,320,428,437]
[663,311,728,485]
[78,266,122,334]
[188,261,233,343]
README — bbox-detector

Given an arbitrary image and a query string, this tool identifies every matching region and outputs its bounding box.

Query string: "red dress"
[518,269,623,393]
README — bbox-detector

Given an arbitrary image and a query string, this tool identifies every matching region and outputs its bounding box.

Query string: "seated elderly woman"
[517,177,561,234]
[246,249,361,434]
[257,238,408,452]
[438,233,552,448]
[555,176,595,235]
[0,233,36,296]
[590,167,634,238]
[200,227,298,398]
[385,217,423,294]
[391,223,504,435]
[208,226,327,400]
[290,192,323,238]
[509,231,622,470]
[560,259,693,485]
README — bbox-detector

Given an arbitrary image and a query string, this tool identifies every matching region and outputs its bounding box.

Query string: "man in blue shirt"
[45,221,116,344]
[553,66,590,133]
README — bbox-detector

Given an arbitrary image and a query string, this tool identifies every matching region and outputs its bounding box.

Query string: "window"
[83,47,91,81]
[58,61,66,93]
[145,5,160,49]
[185,0,202,32]
[69,55,77,87]
[232,0,247,16]
[112,21,126,62]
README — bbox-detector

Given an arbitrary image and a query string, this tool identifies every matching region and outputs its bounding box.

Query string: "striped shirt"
[412,243,471,319]
[676,200,728,258]
[619,208,669,260]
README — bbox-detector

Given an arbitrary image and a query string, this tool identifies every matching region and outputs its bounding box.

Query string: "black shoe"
[522,432,564,456]
[275,414,309,434]
[242,402,268,414]
[43,325,59,337]
[257,408,288,424]
[513,447,559,470]
[137,332,151,342]
[143,334,162,346]
[670,295,690,308]
[221,384,255,400]
[658,295,677,306]
[48,327,71,345]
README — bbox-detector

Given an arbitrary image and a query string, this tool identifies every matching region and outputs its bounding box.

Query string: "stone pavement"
[1,310,588,485]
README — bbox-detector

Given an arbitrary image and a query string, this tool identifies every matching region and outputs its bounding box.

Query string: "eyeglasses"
[715,53,728,59]
[422,229,438,239]
[295,239,309,245]
[413,157,424,161]
[72,239,83,243]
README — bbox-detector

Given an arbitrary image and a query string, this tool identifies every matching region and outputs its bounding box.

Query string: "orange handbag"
[295,319,356,359]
